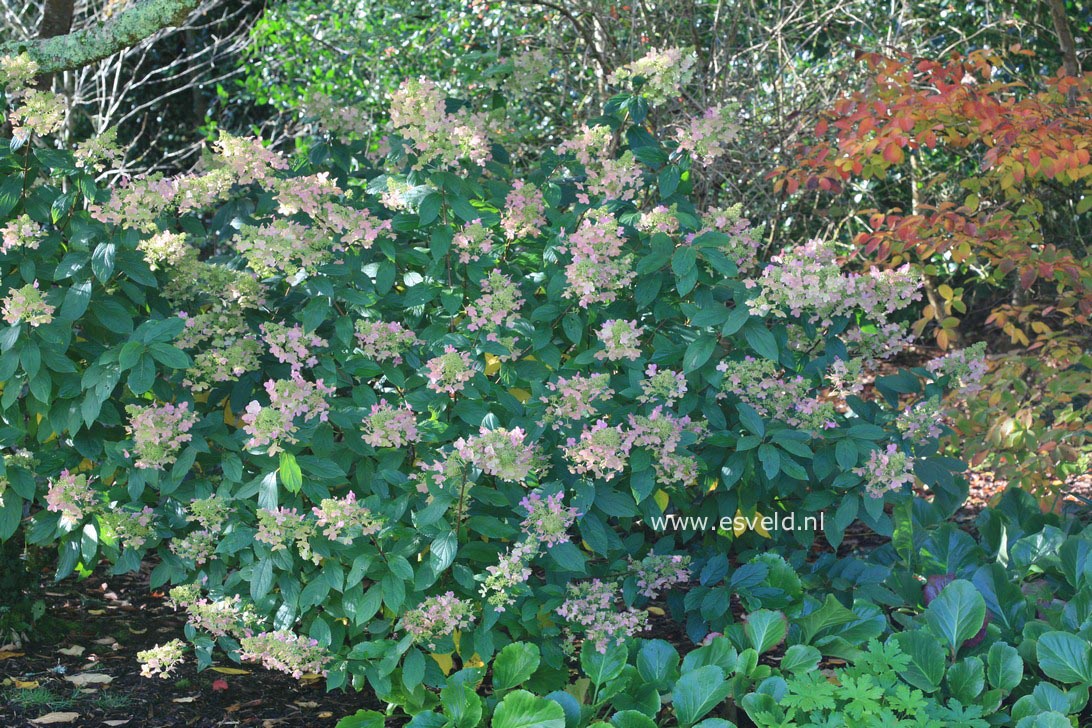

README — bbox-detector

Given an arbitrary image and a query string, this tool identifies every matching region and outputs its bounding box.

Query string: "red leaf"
[211,678,229,692]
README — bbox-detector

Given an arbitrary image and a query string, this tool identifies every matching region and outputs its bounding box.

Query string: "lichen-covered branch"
[0,0,201,74]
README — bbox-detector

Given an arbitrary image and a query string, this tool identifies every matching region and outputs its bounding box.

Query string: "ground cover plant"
[0,2,1090,726]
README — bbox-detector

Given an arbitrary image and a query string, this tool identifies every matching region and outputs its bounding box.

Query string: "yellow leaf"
[224,400,239,428]
[507,387,531,403]
[210,667,251,675]
[484,354,501,376]
[646,606,665,616]
[29,712,80,724]
[465,653,486,669]
[938,284,953,300]
[653,489,669,512]
[430,653,454,676]
[300,673,323,683]
[452,630,461,652]
[732,510,771,539]
[0,651,24,660]
[15,679,40,689]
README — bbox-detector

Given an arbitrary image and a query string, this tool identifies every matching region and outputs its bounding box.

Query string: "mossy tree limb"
[1,0,202,74]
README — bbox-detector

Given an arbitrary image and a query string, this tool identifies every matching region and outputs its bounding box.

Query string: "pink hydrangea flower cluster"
[629,554,691,598]
[562,209,635,307]
[480,539,537,612]
[72,127,123,172]
[261,322,327,373]
[608,46,697,103]
[186,494,231,532]
[312,491,381,544]
[826,357,866,398]
[239,630,331,679]
[321,203,392,249]
[255,506,315,559]
[839,321,916,365]
[455,426,543,482]
[273,171,341,216]
[639,364,687,405]
[125,402,197,470]
[362,399,419,448]
[88,174,178,233]
[425,345,476,395]
[185,595,262,639]
[685,204,763,273]
[170,529,218,566]
[855,443,916,498]
[102,506,157,551]
[501,180,546,240]
[595,319,644,361]
[637,205,680,235]
[519,492,580,546]
[236,220,333,280]
[214,132,290,187]
[241,375,334,454]
[401,592,476,649]
[45,470,96,528]
[556,579,648,653]
[410,450,468,495]
[675,105,739,165]
[1,214,42,254]
[467,271,524,332]
[896,397,945,442]
[925,342,988,396]
[354,319,419,364]
[137,230,192,270]
[559,125,641,202]
[388,78,491,169]
[137,639,186,679]
[628,407,704,486]
[185,337,263,393]
[379,177,419,212]
[2,280,54,327]
[564,420,632,481]
[0,53,39,94]
[746,239,921,330]
[541,373,614,428]
[480,491,577,611]
[453,219,494,264]
[718,357,838,433]
[9,89,65,138]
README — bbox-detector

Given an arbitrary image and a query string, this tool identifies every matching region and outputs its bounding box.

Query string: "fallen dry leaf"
[318,712,333,719]
[64,672,113,687]
[0,650,25,659]
[87,609,107,616]
[103,721,130,726]
[172,696,197,704]
[294,701,319,709]
[210,666,250,675]
[14,679,40,689]
[92,637,117,645]
[57,645,85,657]
[30,713,81,725]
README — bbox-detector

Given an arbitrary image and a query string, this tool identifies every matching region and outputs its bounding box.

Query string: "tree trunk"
[2,0,202,74]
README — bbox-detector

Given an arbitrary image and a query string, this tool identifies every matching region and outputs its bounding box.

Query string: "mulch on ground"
[0,574,380,727]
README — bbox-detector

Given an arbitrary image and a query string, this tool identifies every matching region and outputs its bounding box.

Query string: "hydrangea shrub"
[0,50,971,698]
